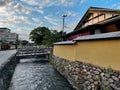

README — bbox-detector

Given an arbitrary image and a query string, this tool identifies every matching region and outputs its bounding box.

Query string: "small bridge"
[16,46,50,61]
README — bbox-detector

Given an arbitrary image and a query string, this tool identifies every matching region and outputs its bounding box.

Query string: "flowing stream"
[9,58,75,90]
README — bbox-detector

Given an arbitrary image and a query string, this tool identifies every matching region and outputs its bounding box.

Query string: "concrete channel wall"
[0,50,18,90]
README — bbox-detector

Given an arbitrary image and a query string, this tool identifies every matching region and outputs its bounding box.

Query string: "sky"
[0,0,120,42]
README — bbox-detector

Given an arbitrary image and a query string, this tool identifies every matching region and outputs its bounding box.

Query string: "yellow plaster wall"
[106,13,112,19]
[93,17,98,24]
[53,45,76,61]
[93,12,98,17]
[53,39,120,70]
[99,15,104,22]
[76,40,120,70]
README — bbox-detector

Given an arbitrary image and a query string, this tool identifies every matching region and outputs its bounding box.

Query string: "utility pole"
[62,14,67,36]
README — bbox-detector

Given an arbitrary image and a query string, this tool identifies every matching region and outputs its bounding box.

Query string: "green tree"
[16,40,20,45]
[51,30,62,42]
[30,26,50,45]
[21,40,29,46]
[29,26,61,46]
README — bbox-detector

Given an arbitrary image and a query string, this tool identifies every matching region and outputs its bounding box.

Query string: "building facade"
[64,7,120,40]
[0,28,18,45]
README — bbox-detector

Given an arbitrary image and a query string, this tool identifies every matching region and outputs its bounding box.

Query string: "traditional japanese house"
[53,7,120,90]
[64,7,120,40]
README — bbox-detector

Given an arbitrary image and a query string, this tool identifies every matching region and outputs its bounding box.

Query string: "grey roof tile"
[54,41,75,45]
[74,31,120,41]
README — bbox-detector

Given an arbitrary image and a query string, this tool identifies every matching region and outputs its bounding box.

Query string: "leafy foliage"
[29,26,62,46]
[21,40,29,46]
[118,10,120,15]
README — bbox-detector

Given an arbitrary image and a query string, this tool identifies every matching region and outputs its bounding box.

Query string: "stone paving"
[0,50,17,67]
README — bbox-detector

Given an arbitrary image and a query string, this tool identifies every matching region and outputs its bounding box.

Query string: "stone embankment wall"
[51,55,120,90]
[0,53,18,90]
[52,32,120,90]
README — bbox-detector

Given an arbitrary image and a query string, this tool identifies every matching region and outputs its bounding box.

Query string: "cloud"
[20,0,74,7]
[19,33,31,42]
[0,0,15,16]
[12,27,33,42]
[36,9,44,14]
[61,0,66,3]
[21,5,44,14]
[0,1,30,15]
[66,11,77,17]
[0,0,76,41]
[0,0,42,27]
[65,22,77,32]
[32,18,40,22]
[14,3,30,15]
[18,0,75,15]
[112,3,120,9]
[80,0,87,5]
[0,0,13,7]
[0,15,29,25]
[60,0,74,6]
[20,0,38,6]
[44,16,59,25]
[51,21,77,33]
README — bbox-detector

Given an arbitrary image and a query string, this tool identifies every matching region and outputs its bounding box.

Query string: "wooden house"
[64,7,120,40]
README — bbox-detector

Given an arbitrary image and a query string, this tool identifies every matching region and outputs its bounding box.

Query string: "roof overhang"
[63,16,120,38]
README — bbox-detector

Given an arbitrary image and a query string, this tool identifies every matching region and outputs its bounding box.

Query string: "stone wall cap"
[54,41,75,45]
[74,31,120,41]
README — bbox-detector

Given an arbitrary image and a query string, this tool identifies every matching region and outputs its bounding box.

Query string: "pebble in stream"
[9,58,75,90]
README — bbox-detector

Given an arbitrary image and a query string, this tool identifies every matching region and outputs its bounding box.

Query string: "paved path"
[0,50,17,67]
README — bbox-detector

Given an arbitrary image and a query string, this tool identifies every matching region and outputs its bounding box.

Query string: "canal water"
[9,58,75,90]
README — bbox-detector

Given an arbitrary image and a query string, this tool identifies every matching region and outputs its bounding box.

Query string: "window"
[95,29,101,34]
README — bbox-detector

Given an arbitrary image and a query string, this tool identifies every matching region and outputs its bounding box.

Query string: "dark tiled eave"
[55,31,120,45]
[89,7,119,12]
[74,31,120,41]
